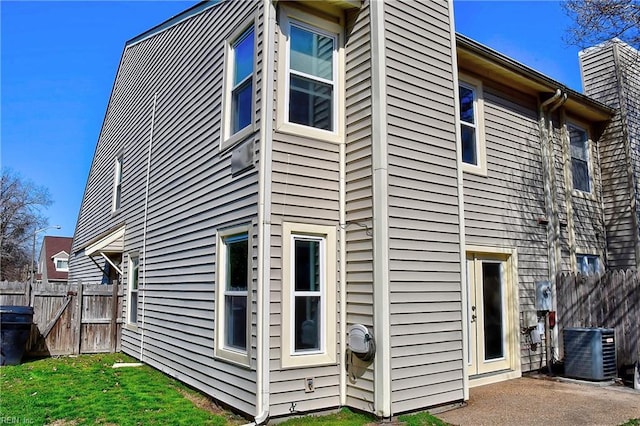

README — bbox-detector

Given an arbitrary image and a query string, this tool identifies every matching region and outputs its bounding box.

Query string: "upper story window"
[577,254,600,275]
[113,155,123,212]
[277,5,344,143]
[55,258,69,272]
[215,226,251,365]
[458,76,487,175]
[281,222,336,368]
[569,124,591,193]
[288,23,336,131]
[221,21,256,151]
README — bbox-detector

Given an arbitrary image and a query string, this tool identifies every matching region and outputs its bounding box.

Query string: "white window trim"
[112,155,123,212]
[277,5,345,144]
[220,16,258,153]
[126,252,140,327]
[282,222,337,368]
[458,74,487,176]
[54,257,69,272]
[566,122,594,197]
[575,252,601,275]
[215,224,251,366]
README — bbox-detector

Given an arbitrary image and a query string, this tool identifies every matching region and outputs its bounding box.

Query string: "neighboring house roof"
[42,236,73,281]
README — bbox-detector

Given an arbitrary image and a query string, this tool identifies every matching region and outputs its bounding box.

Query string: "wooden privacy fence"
[557,270,640,370]
[0,281,122,356]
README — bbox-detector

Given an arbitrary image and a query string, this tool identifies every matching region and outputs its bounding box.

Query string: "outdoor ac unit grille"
[564,327,616,381]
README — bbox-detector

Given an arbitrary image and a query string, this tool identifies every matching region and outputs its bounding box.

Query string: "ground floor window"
[282,222,336,368]
[215,225,250,365]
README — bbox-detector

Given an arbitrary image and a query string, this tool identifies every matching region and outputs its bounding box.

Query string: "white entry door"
[467,254,512,376]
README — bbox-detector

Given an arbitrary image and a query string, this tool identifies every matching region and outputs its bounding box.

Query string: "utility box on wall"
[564,327,616,381]
[535,280,552,311]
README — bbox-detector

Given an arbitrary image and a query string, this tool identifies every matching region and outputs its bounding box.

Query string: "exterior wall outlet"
[304,377,315,393]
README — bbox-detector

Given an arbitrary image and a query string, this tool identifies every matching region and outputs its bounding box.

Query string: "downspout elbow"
[540,88,563,110]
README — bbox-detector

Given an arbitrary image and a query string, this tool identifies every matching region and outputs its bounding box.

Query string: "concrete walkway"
[436,376,640,426]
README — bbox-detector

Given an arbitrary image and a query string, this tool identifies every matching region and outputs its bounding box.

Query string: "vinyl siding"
[267,3,343,416]
[69,0,262,416]
[384,0,464,413]
[344,3,376,413]
[580,42,638,269]
[460,76,547,373]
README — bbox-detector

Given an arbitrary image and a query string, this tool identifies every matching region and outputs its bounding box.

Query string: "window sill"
[220,125,256,154]
[462,162,488,177]
[124,323,139,332]
[277,122,343,144]
[571,189,596,201]
[214,347,251,369]
[281,352,337,369]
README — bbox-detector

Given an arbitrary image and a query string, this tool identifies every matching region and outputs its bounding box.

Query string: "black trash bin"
[0,306,34,366]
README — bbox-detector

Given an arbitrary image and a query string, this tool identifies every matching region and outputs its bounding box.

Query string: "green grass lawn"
[0,353,244,426]
[0,353,447,426]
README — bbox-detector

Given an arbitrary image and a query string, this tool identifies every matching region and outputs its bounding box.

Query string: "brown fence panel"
[78,283,120,353]
[0,281,28,305]
[0,280,122,357]
[557,270,640,372]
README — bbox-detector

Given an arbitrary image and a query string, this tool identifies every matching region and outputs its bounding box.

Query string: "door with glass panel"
[467,254,511,375]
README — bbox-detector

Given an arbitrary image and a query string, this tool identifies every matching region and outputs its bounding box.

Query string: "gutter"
[253,0,276,424]
[457,34,613,117]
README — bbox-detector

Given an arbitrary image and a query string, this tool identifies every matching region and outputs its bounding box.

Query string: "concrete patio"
[436,376,640,426]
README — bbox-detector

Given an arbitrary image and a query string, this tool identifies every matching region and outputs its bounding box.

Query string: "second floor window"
[459,83,478,166]
[569,124,591,193]
[231,27,254,134]
[113,156,123,211]
[286,21,337,132]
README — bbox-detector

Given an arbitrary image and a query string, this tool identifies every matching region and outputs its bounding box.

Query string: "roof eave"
[456,33,615,122]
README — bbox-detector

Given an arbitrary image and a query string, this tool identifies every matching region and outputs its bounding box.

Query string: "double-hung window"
[569,124,591,193]
[288,23,336,131]
[458,76,486,175]
[577,254,599,275]
[113,155,123,212]
[221,23,255,150]
[127,254,139,325]
[282,222,336,368]
[278,6,343,142]
[215,227,250,365]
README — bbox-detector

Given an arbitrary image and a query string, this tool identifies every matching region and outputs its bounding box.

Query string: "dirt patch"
[176,387,246,425]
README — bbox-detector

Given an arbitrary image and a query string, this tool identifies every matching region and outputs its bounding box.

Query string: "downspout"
[538,89,565,287]
[370,0,391,418]
[538,88,566,370]
[448,0,469,401]
[140,92,158,362]
[254,1,275,424]
[339,56,347,408]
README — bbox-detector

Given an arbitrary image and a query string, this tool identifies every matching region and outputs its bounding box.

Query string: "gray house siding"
[268,136,342,418]
[459,75,547,373]
[580,41,639,269]
[384,0,464,413]
[70,0,263,416]
[344,2,376,413]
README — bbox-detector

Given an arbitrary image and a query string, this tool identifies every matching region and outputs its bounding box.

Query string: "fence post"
[75,283,84,354]
[111,282,119,352]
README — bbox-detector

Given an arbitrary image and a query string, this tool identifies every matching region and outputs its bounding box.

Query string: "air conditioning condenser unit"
[563,327,616,381]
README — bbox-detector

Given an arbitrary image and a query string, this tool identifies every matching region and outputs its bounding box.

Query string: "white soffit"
[84,226,125,256]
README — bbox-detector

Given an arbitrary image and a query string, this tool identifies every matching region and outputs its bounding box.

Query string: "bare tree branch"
[563,0,640,50]
[0,168,52,281]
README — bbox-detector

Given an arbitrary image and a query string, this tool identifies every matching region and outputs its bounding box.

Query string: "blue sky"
[2,1,583,242]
